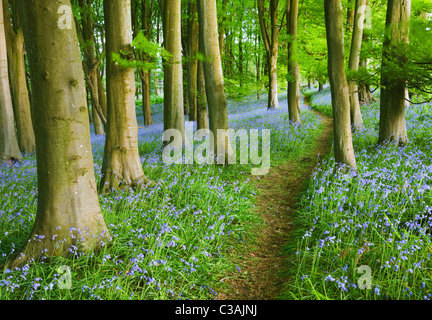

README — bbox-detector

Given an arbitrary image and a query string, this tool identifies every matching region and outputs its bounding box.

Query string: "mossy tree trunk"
[0,0,22,162]
[100,0,148,192]
[6,0,111,268]
[378,0,411,146]
[324,0,357,171]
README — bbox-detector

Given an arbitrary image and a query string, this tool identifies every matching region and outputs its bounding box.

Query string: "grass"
[284,89,432,300]
[0,93,323,300]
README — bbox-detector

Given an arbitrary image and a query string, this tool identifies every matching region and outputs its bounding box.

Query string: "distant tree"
[6,0,111,268]
[0,0,22,162]
[324,0,357,171]
[2,0,35,153]
[196,59,208,130]
[378,0,411,146]
[186,0,199,122]
[159,0,186,146]
[258,0,280,110]
[75,0,106,136]
[100,0,149,192]
[347,0,366,131]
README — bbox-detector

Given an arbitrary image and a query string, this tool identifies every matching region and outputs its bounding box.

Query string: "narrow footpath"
[218,97,333,300]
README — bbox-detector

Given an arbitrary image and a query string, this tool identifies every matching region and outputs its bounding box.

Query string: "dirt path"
[217,98,333,300]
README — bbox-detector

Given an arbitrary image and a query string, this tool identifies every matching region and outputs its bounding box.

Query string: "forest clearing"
[1,0,432,307]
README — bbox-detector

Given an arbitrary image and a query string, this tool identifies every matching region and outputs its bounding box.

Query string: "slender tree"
[197,0,232,163]
[6,0,111,268]
[159,0,185,146]
[324,0,357,170]
[378,0,411,146]
[3,0,35,153]
[347,0,366,131]
[100,0,148,192]
[258,0,280,110]
[196,59,208,130]
[287,0,301,123]
[0,0,22,162]
[187,0,199,122]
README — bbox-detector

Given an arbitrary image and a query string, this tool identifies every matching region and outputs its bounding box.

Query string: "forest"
[0,0,432,304]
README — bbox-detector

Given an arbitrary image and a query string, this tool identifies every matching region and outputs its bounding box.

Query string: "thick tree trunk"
[324,0,357,170]
[0,0,22,162]
[347,0,366,131]
[196,60,208,131]
[358,58,374,104]
[198,0,232,163]
[100,0,148,192]
[8,0,110,268]
[3,0,35,154]
[287,0,301,123]
[187,0,199,122]
[160,0,185,147]
[378,0,411,146]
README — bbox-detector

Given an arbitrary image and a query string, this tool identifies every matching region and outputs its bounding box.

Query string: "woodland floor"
[217,97,334,300]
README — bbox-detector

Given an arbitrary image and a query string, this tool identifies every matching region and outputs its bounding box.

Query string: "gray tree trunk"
[324,0,357,170]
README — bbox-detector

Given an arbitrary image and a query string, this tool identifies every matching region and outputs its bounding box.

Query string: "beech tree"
[324,0,357,170]
[347,0,366,132]
[378,0,411,146]
[159,0,186,146]
[100,0,148,192]
[6,0,111,268]
[3,0,35,153]
[287,0,301,123]
[258,0,280,110]
[0,0,22,162]
[197,0,232,162]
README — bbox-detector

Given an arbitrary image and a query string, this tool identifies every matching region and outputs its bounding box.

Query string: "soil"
[217,98,333,300]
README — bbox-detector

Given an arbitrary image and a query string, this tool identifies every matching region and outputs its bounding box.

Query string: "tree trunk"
[0,0,22,162]
[198,0,232,163]
[358,58,374,104]
[77,0,106,136]
[100,0,148,192]
[258,0,280,110]
[3,0,35,154]
[160,0,185,147]
[196,60,208,131]
[319,81,323,91]
[187,0,198,122]
[287,0,301,123]
[141,70,153,126]
[324,0,357,170]
[8,0,110,268]
[378,0,411,146]
[347,0,366,131]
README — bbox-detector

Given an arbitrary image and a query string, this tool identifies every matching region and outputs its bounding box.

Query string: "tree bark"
[258,0,280,110]
[196,60,208,131]
[378,0,411,146]
[187,0,198,122]
[160,0,185,146]
[287,0,301,123]
[0,0,22,162]
[347,0,366,131]
[3,0,35,153]
[100,0,148,192]
[324,0,357,170]
[8,0,110,268]
[197,0,232,163]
